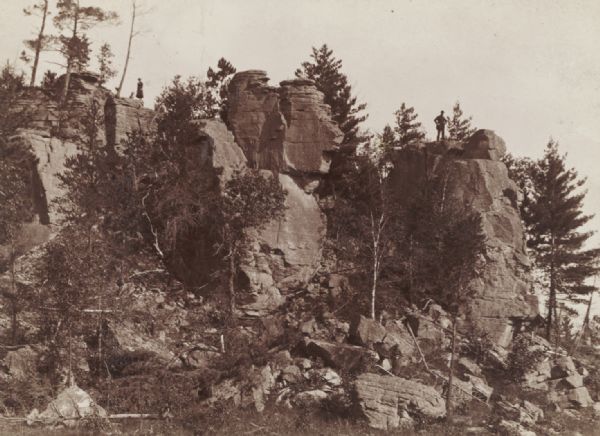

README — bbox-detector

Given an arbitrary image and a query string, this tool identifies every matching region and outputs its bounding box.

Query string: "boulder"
[29,385,107,427]
[294,389,328,406]
[303,339,374,372]
[551,356,577,379]
[458,357,482,377]
[3,346,39,382]
[350,315,387,347]
[354,373,446,430]
[463,129,507,161]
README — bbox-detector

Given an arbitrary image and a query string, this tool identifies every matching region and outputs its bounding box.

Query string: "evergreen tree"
[53,0,118,103]
[296,44,367,145]
[447,101,476,141]
[526,141,600,339]
[97,43,116,85]
[21,0,51,87]
[393,103,425,147]
[41,70,58,91]
[0,65,33,343]
[206,57,236,122]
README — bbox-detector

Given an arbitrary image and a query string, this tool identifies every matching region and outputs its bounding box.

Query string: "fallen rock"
[303,339,374,372]
[458,357,483,377]
[294,389,328,406]
[281,365,303,384]
[29,385,107,427]
[551,356,577,379]
[3,345,39,382]
[351,315,387,347]
[354,373,445,430]
[312,367,342,387]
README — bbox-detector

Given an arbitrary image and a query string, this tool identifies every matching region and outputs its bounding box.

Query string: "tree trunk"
[9,245,18,345]
[30,0,49,87]
[229,245,236,316]
[371,257,378,320]
[60,2,79,104]
[446,318,458,421]
[116,0,136,97]
[571,290,594,354]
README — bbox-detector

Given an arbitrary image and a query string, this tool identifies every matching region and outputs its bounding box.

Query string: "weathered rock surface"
[9,129,78,226]
[227,70,343,174]
[389,132,539,346]
[303,338,374,372]
[463,129,507,160]
[104,96,156,151]
[28,385,107,427]
[354,373,446,430]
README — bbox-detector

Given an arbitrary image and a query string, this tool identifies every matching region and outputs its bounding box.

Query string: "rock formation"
[389,130,538,346]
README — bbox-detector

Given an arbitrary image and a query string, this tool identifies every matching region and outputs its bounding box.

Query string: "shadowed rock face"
[225,70,343,315]
[227,71,343,174]
[389,130,538,346]
[104,96,157,151]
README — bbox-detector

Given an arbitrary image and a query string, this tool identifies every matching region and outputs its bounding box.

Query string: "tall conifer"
[526,141,600,339]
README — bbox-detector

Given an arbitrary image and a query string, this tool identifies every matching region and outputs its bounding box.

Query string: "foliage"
[155,75,213,143]
[506,334,545,381]
[524,141,600,338]
[205,57,237,122]
[296,44,367,146]
[41,70,57,91]
[0,63,28,143]
[332,144,401,319]
[0,63,34,343]
[447,101,476,141]
[97,42,116,84]
[461,328,494,365]
[52,0,119,100]
[393,103,425,147]
[216,169,286,312]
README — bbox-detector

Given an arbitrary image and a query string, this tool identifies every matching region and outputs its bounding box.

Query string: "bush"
[461,328,494,365]
[506,334,545,381]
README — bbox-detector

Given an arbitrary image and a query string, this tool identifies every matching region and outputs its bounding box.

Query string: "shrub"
[506,334,545,381]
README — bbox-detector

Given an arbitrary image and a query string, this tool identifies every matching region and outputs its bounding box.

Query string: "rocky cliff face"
[225,71,343,315]
[390,130,538,346]
[8,69,536,343]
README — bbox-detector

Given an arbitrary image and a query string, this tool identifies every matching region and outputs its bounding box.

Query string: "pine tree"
[393,103,425,147]
[296,44,367,145]
[526,141,600,339]
[447,101,476,141]
[53,0,118,103]
[21,0,51,87]
[0,65,33,343]
[205,58,236,121]
[97,43,116,85]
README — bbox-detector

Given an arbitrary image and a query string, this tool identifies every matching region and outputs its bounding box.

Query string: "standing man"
[434,110,448,141]
[136,78,144,102]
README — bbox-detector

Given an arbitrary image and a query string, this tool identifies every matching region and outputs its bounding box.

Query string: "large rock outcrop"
[355,373,446,429]
[225,71,343,313]
[104,96,156,151]
[390,130,538,346]
[227,70,343,174]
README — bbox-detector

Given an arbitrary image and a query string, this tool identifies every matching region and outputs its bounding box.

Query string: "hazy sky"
[1,0,600,248]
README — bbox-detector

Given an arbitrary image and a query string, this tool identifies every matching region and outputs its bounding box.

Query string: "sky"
[1,1,599,248]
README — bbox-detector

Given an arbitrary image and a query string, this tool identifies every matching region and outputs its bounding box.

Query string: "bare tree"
[21,0,51,87]
[116,0,151,98]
